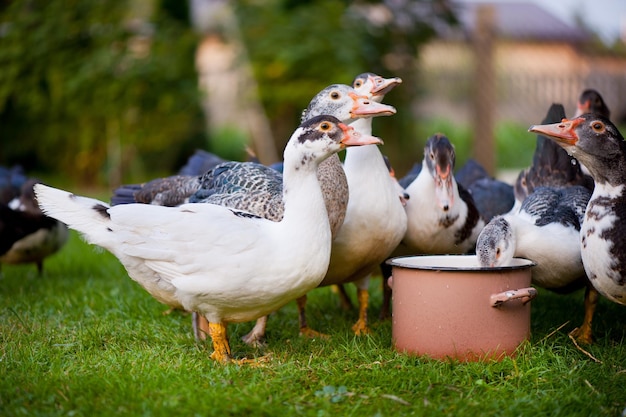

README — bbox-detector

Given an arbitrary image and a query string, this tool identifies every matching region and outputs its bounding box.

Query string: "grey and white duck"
[34,115,383,364]
[476,185,597,343]
[296,72,406,337]
[529,114,626,309]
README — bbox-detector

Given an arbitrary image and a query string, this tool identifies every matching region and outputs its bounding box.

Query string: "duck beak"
[338,123,384,147]
[349,92,396,117]
[369,75,402,97]
[434,163,454,211]
[528,117,583,146]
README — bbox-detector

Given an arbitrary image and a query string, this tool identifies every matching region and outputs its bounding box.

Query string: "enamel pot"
[387,255,537,362]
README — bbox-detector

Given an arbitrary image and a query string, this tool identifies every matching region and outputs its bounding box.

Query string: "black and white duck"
[400,133,484,255]
[529,114,626,310]
[476,184,597,342]
[35,115,383,364]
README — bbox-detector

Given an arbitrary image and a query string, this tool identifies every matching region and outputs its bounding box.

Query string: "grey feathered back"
[521,185,591,230]
[190,161,285,222]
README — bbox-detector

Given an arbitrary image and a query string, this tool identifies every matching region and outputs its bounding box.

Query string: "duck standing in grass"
[1,176,68,275]
[400,133,484,255]
[295,72,406,337]
[188,83,396,344]
[529,114,626,310]
[35,116,383,363]
[378,134,484,319]
[110,83,395,345]
[476,185,597,343]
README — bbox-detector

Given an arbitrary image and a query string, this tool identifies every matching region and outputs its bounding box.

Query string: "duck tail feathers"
[34,184,113,246]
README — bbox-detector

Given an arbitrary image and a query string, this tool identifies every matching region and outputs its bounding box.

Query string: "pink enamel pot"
[387,255,537,362]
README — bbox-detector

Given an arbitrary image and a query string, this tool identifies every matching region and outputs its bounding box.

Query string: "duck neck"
[349,117,373,136]
[344,118,383,173]
[281,152,331,241]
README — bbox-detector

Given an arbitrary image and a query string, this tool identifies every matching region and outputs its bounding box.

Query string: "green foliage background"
[0,0,457,186]
[0,0,204,185]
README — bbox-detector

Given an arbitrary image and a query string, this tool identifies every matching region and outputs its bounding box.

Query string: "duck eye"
[354,80,362,88]
[330,91,340,100]
[591,121,604,131]
[496,248,501,257]
[429,152,435,160]
[320,122,331,131]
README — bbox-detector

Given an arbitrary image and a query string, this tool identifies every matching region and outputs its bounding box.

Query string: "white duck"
[295,72,407,337]
[400,133,484,255]
[34,115,383,363]
[189,84,396,345]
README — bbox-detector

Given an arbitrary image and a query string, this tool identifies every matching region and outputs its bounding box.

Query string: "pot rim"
[386,254,536,272]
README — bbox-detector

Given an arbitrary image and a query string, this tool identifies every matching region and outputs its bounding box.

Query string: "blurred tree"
[0,0,204,186]
[233,0,458,171]
[0,0,458,186]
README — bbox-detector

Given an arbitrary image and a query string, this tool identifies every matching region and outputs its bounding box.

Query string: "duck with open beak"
[352,72,403,99]
[399,133,484,255]
[428,134,456,211]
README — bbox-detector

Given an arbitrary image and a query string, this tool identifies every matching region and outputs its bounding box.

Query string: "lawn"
[1,230,625,417]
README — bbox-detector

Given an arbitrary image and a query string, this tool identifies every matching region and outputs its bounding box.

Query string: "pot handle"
[490,287,537,307]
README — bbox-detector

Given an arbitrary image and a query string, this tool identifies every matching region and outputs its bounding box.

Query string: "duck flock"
[3,73,625,363]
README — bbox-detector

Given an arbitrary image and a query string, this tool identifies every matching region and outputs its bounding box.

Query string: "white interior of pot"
[387,255,535,271]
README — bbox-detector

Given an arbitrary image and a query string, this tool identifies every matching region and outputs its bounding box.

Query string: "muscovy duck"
[529,114,626,309]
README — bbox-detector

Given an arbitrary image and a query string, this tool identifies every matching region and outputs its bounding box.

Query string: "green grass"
[1,231,626,416]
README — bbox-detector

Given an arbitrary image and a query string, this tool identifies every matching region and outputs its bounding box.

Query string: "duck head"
[574,89,610,119]
[352,72,402,102]
[424,133,456,211]
[302,84,395,125]
[529,114,626,185]
[290,115,383,164]
[476,216,515,268]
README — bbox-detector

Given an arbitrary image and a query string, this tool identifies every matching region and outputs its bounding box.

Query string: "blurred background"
[1,0,625,189]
